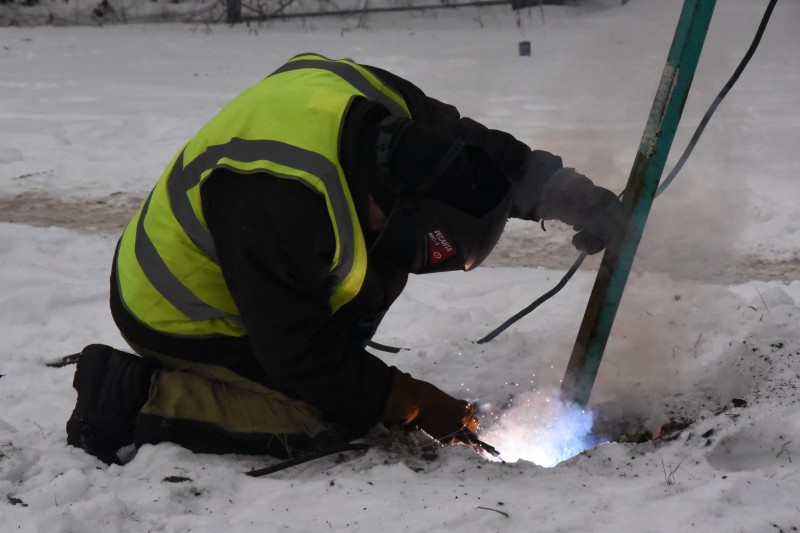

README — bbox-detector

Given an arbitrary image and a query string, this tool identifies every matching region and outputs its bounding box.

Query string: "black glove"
[538,168,626,255]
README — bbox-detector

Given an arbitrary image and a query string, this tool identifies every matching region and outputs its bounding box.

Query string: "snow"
[1,1,799,531]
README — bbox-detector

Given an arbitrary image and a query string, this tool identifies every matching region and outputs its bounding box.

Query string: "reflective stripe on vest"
[117,55,411,337]
[272,54,408,118]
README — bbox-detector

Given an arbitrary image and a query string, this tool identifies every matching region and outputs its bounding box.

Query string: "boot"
[66,344,159,465]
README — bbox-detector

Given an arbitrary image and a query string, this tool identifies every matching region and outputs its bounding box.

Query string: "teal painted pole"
[560,0,717,406]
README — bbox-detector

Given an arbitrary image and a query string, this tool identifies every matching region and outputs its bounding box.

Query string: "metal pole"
[560,0,717,406]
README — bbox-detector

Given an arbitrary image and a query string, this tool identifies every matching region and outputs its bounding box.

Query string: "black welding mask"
[368,117,512,274]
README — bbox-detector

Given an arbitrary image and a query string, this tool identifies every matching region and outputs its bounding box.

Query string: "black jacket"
[111,64,562,432]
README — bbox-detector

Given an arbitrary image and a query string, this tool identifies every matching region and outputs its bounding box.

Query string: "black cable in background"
[477,0,779,344]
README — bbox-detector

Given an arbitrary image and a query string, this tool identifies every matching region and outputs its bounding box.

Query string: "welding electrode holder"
[457,428,501,457]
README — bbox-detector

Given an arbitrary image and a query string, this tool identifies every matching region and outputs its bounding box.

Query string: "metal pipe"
[560,0,717,406]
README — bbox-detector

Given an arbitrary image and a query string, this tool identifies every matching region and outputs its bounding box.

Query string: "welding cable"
[245,428,501,476]
[657,0,778,197]
[245,442,371,477]
[367,340,405,353]
[477,0,779,344]
[477,251,587,343]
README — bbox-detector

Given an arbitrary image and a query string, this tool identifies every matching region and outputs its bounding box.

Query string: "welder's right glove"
[381,367,479,444]
[538,168,627,255]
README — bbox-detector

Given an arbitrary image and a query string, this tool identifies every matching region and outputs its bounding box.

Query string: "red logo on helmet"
[427,230,457,266]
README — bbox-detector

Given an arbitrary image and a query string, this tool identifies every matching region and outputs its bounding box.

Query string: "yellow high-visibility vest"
[115,53,411,337]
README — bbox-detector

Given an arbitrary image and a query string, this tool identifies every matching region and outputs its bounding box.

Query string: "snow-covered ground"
[1,1,799,531]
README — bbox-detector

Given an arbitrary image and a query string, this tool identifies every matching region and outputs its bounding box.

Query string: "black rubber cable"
[477,0,779,344]
[367,340,404,353]
[657,0,778,197]
[245,443,371,477]
[477,251,587,343]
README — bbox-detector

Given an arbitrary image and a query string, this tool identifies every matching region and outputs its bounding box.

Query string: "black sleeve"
[202,170,393,431]
[365,65,562,217]
[363,65,462,138]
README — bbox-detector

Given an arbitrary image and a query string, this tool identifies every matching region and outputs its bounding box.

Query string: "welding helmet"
[368,116,512,274]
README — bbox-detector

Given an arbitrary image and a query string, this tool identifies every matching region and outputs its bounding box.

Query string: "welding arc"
[477,0,779,345]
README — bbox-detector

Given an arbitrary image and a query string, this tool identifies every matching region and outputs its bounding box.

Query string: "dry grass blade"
[477,506,510,518]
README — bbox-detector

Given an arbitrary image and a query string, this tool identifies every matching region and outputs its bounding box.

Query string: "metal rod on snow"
[560,0,717,406]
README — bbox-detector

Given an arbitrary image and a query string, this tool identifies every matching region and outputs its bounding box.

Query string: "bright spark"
[482,389,606,467]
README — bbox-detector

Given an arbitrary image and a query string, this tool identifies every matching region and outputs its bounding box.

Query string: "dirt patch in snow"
[0,191,142,235]
[1,191,796,284]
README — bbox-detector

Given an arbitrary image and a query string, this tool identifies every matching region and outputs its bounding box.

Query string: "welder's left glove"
[538,168,627,255]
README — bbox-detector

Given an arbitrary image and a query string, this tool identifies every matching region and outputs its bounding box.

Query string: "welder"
[66,53,625,465]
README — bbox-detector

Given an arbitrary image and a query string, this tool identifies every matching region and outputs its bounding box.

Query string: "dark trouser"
[125,339,336,459]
